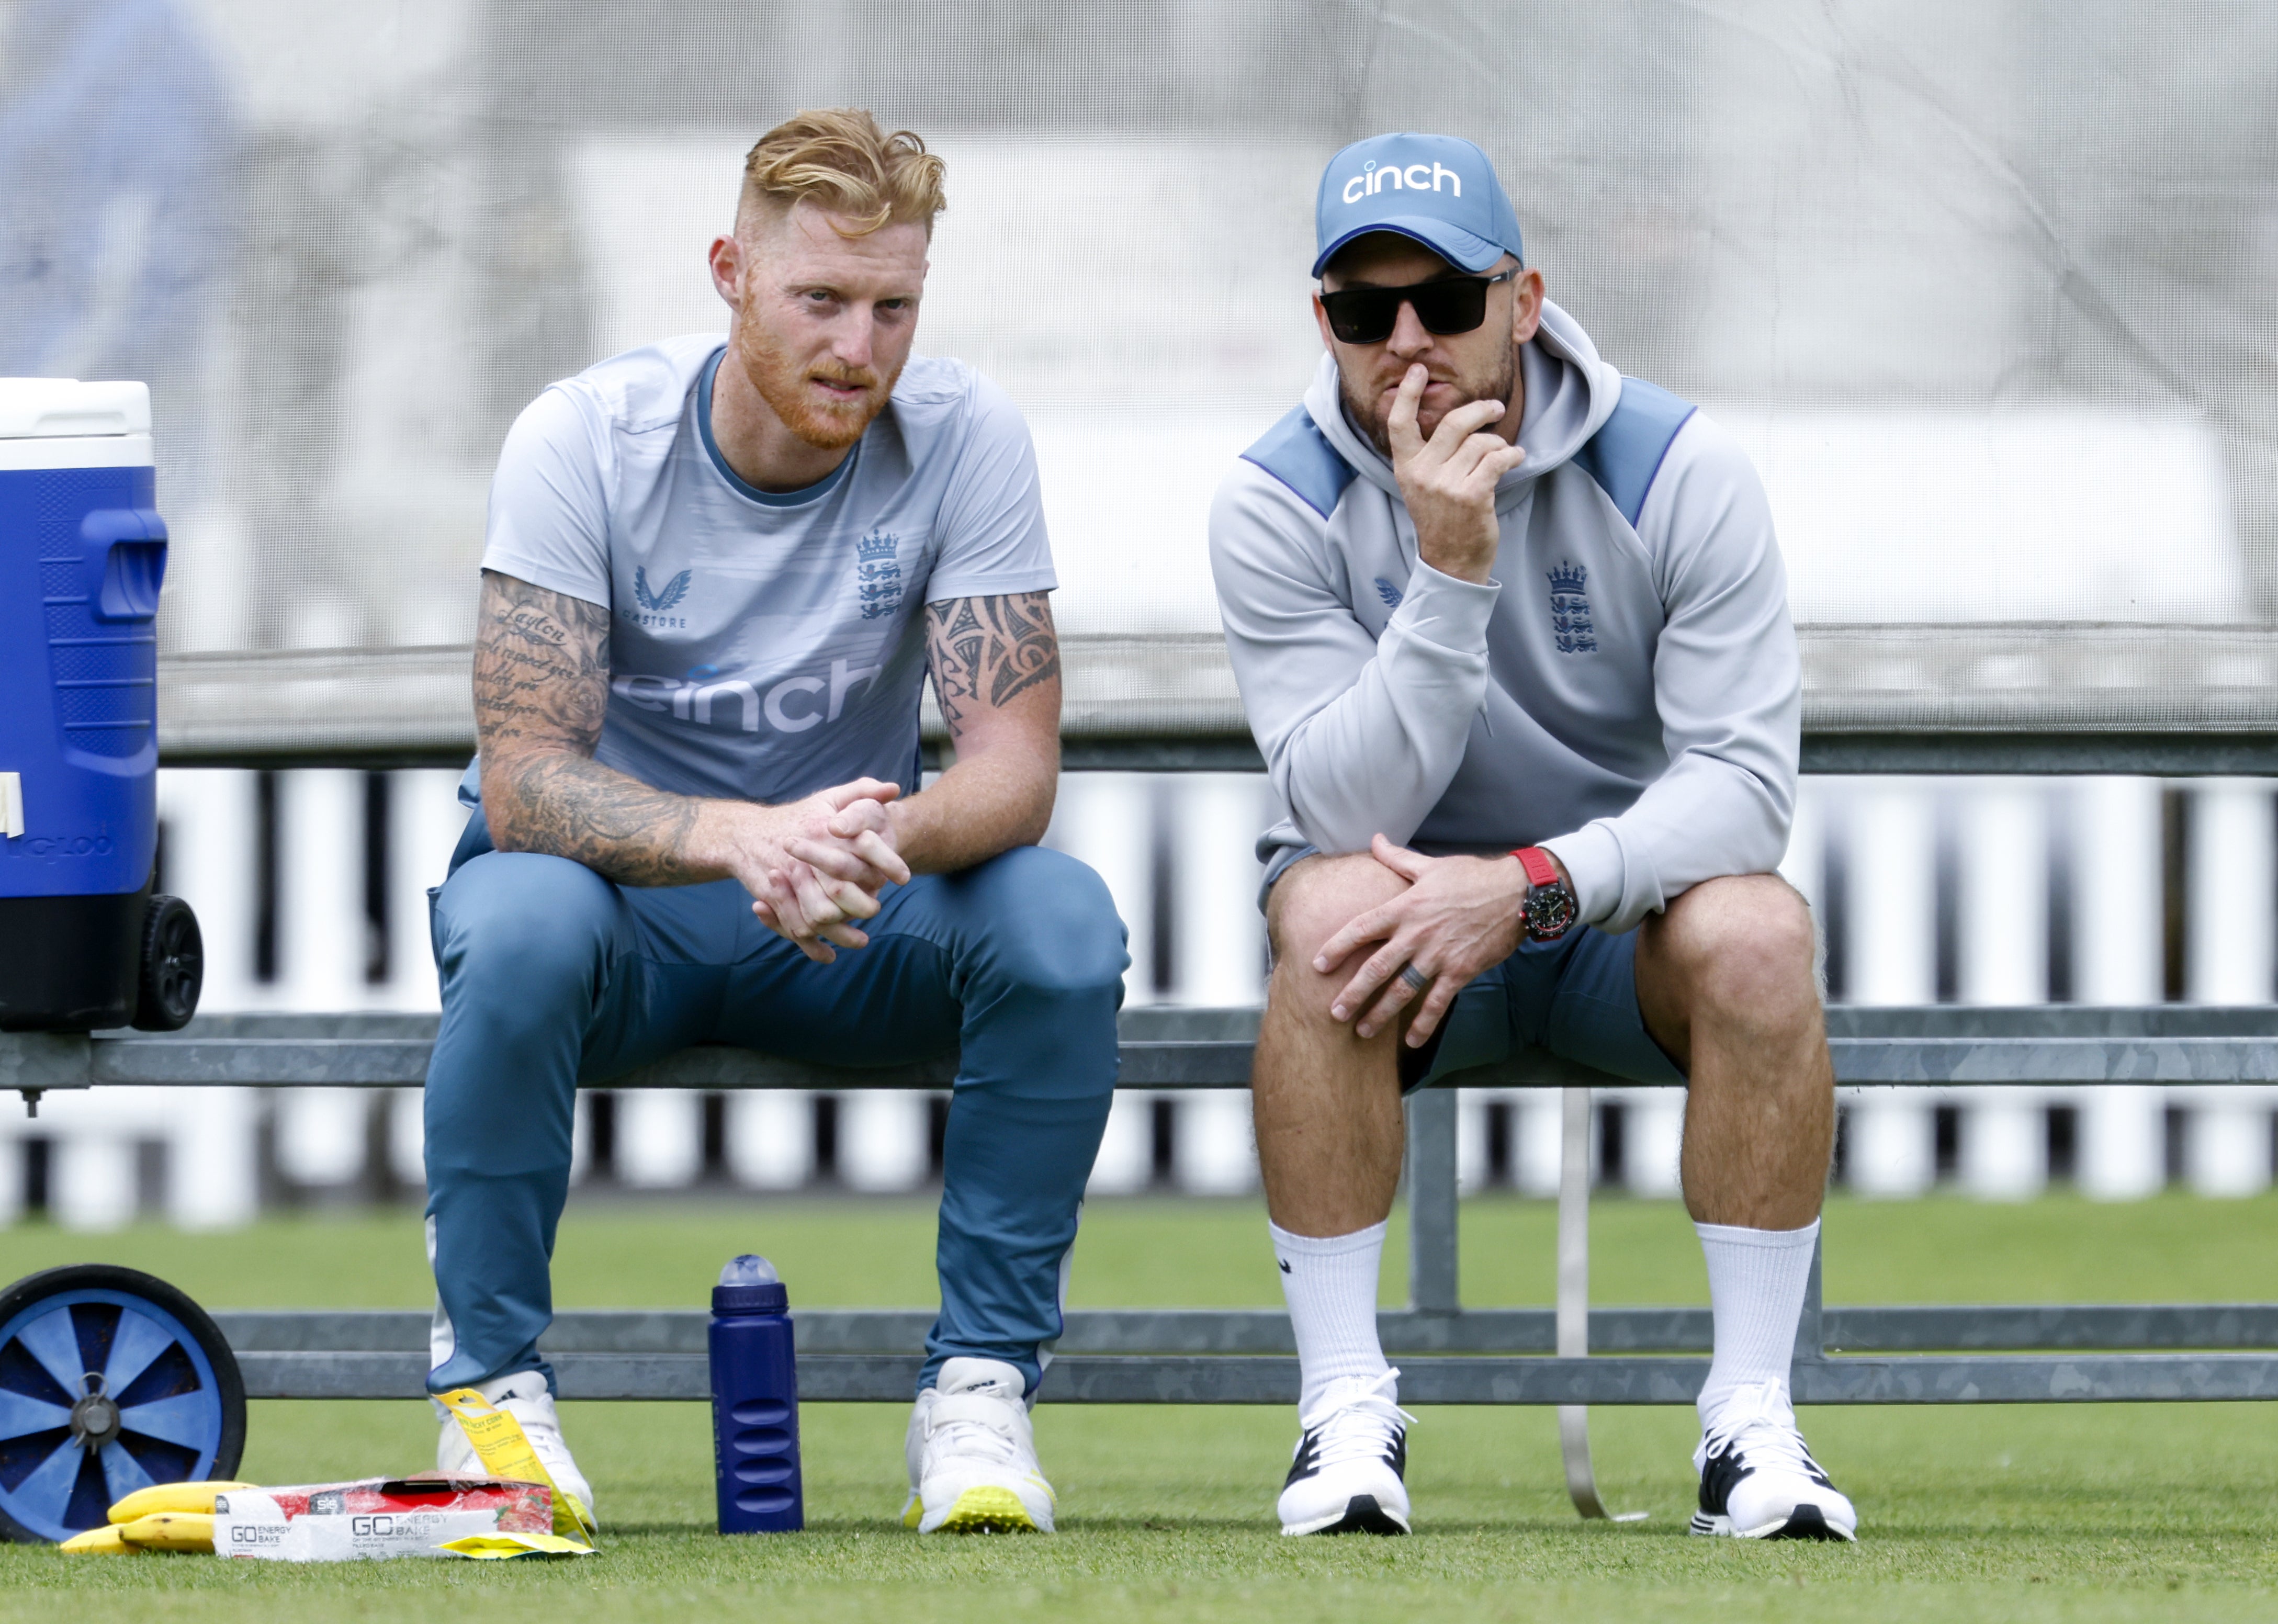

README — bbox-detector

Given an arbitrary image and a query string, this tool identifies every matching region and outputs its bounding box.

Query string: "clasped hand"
[1313,833,1531,1046]
[724,779,910,963]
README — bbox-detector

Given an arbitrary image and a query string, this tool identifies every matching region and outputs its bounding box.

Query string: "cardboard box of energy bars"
[214,1476,555,1561]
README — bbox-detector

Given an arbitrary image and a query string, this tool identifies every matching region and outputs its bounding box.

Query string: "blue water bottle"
[709,1254,804,1533]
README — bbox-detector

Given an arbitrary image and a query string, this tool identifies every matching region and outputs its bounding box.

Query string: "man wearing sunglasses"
[1210,134,1847,1542]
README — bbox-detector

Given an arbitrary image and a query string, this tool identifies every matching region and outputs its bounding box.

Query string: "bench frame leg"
[1555,1086,1646,1521]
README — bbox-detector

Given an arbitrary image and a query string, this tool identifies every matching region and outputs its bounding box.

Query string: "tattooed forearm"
[471,571,610,755]
[488,751,707,886]
[471,569,715,886]
[923,591,1061,739]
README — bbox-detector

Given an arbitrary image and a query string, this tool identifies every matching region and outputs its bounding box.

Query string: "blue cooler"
[0,379,201,1033]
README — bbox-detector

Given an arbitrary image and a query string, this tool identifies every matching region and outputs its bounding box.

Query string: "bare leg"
[1255,854,1421,1536]
[1636,873,1833,1229]
[1255,854,1414,1238]
[1638,876,1856,1538]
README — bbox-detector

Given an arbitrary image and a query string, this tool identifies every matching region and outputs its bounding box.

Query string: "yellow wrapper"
[434,1388,596,1543]
[435,1531,596,1560]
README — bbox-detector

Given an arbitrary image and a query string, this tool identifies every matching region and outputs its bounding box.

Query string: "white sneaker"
[1276,1369,1414,1535]
[1688,1381,1856,1541]
[435,1370,599,1531]
[900,1357,1056,1533]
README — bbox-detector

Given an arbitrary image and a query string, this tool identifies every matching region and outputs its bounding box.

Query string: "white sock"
[1695,1218,1820,1431]
[1271,1220,1391,1418]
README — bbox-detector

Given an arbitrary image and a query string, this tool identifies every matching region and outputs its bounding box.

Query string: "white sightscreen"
[5,0,2274,756]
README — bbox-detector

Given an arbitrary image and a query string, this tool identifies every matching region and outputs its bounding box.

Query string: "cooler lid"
[0,379,150,438]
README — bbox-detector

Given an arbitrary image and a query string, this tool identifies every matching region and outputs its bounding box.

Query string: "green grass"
[7,1191,2278,1619]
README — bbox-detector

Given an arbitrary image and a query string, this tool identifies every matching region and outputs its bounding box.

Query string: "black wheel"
[130,895,201,1032]
[0,1265,245,1543]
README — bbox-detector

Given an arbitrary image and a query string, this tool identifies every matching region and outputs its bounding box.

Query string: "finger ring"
[1400,963,1430,993]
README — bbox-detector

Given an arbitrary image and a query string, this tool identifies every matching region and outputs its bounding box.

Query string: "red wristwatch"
[1513,846,1578,941]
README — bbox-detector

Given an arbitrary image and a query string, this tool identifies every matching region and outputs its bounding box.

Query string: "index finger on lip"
[1385,366,1427,448]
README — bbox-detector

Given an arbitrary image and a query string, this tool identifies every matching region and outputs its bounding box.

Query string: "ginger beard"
[733,300,898,452]
[1339,337,1518,460]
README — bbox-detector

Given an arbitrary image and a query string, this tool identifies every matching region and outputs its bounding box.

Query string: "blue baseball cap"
[1312,133,1525,278]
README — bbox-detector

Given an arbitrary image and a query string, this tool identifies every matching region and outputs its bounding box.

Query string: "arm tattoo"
[471,570,609,756]
[923,591,1061,737]
[471,570,707,885]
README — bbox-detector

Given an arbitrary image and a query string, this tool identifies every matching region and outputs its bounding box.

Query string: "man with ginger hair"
[422,109,1123,1535]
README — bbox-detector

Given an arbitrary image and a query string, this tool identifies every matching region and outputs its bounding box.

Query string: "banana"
[59,1525,147,1555]
[108,1481,254,1524]
[115,1511,215,1553]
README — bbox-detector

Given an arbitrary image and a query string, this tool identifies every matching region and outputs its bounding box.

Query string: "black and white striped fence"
[4,770,2272,1227]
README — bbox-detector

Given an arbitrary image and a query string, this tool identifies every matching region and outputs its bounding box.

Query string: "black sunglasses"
[1318,268,1518,345]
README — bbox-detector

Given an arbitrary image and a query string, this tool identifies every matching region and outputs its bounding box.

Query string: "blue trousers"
[423,838,1126,1397]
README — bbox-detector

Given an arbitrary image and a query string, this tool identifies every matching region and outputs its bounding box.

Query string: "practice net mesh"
[7,0,2276,758]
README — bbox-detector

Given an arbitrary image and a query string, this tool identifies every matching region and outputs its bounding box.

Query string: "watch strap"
[1513,847,1563,890]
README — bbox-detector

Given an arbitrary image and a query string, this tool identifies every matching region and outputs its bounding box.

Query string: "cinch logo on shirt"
[611,657,883,735]
[1341,159,1463,206]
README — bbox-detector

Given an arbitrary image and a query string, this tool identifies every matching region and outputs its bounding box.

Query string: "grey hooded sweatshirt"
[1207,300,1799,934]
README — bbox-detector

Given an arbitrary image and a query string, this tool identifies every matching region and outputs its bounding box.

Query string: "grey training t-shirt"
[479,335,1056,806]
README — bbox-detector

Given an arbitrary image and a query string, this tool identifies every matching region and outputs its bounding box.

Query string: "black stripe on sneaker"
[1284,1428,1323,1487]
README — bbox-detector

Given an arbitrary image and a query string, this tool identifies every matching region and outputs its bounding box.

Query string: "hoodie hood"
[1302,298,1621,503]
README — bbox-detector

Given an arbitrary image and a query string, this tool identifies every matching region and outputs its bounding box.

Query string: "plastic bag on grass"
[213,1477,575,1561]
[60,1394,595,1561]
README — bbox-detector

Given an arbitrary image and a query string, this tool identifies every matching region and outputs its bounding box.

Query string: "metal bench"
[29,655,2276,1516]
[10,1001,2278,1517]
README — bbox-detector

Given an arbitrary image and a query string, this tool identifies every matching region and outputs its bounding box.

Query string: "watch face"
[1524,882,1577,939]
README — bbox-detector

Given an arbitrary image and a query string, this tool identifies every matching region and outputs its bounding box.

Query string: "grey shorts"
[1262,844,1687,1094]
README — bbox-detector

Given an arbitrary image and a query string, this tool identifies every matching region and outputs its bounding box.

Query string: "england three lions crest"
[857,528,903,621]
[1547,561,1596,655]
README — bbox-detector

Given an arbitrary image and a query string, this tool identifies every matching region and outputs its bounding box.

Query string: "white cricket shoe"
[435,1370,599,1530]
[1688,1381,1856,1541]
[1276,1369,1414,1536]
[901,1357,1056,1533]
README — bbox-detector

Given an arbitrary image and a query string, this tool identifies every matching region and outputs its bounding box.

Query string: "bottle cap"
[719,1255,779,1287]
[713,1253,788,1313]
